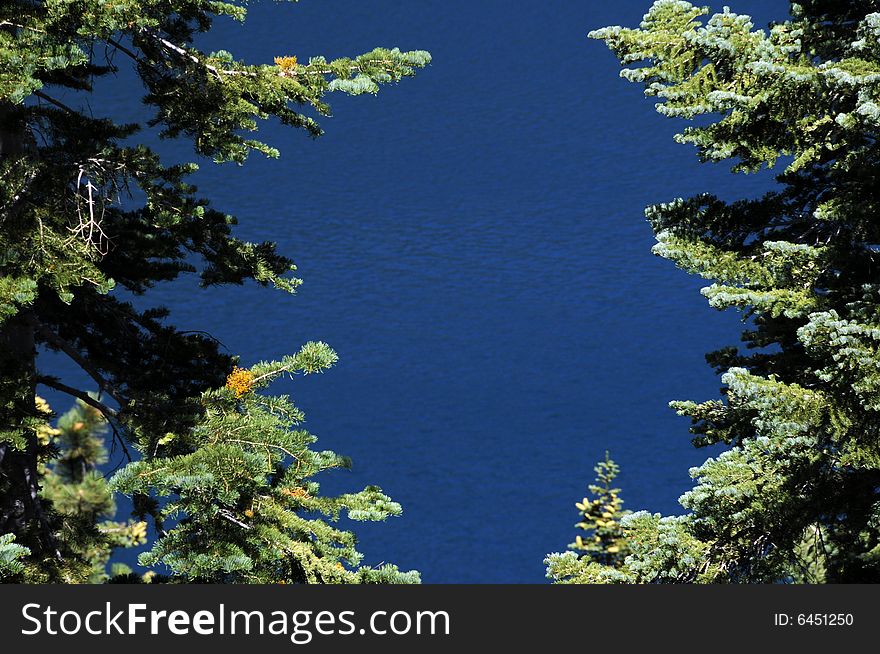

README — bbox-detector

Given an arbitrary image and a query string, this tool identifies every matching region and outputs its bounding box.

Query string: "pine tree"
[1,396,148,582]
[40,398,149,583]
[0,1,429,583]
[545,454,631,584]
[553,0,880,583]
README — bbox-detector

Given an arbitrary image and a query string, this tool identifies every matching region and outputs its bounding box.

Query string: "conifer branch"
[36,377,118,420]
[1,0,426,584]
[104,36,142,66]
[36,324,124,406]
[216,507,252,530]
[227,438,298,460]
[33,90,75,114]
[139,27,423,81]
[37,378,131,465]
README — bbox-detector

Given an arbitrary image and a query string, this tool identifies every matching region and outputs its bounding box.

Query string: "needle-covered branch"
[561,0,880,583]
[0,0,428,581]
[112,353,417,584]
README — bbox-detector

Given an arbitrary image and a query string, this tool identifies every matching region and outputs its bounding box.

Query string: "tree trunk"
[0,311,43,536]
[0,101,57,561]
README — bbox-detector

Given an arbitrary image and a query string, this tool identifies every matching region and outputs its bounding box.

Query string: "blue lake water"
[44,0,791,582]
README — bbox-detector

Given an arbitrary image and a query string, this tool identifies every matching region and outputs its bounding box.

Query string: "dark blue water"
[44,0,790,582]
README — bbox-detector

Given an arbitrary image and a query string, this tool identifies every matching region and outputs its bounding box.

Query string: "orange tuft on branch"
[225,366,255,397]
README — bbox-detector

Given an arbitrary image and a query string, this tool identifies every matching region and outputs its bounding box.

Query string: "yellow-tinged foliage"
[225,366,255,397]
[274,55,298,72]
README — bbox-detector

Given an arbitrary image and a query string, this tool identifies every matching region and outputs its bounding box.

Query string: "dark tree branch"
[36,376,118,419]
[36,323,124,405]
[105,36,142,65]
[33,90,75,114]
[37,376,133,463]
[105,419,133,464]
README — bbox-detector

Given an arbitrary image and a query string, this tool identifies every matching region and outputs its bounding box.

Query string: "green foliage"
[565,1,880,582]
[0,1,428,582]
[0,397,147,583]
[111,343,419,583]
[40,399,149,583]
[0,533,29,580]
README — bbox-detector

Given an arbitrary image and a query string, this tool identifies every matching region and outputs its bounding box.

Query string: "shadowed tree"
[0,0,429,582]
